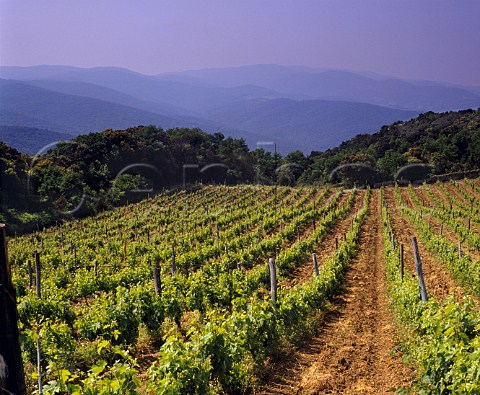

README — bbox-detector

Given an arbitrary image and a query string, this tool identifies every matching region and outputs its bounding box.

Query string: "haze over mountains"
[1,64,479,154]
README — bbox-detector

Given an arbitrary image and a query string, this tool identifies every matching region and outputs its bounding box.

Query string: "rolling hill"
[1,64,479,154]
[162,65,480,111]
[0,78,268,145]
[207,98,418,152]
[0,126,71,155]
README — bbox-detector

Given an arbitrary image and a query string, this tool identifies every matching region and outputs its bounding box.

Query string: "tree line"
[1,108,479,233]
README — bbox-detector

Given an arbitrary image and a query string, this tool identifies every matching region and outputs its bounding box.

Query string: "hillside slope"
[0,79,205,135]
[3,65,479,154]
[208,98,418,152]
[300,109,480,184]
[164,65,480,111]
[0,126,71,155]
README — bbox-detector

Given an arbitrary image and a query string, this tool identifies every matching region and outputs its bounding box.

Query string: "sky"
[1,0,479,86]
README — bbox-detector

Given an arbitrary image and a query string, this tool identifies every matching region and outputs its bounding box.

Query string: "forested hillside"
[299,109,480,184]
[1,109,479,233]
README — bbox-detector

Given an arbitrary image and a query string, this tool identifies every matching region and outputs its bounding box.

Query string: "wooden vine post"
[153,267,161,296]
[267,258,277,302]
[171,246,176,275]
[312,253,319,277]
[400,243,404,281]
[411,237,428,302]
[0,224,27,394]
[35,251,41,299]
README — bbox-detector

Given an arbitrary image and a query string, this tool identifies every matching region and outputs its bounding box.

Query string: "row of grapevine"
[381,188,480,394]
[35,188,369,393]
[394,185,480,297]
[8,185,367,393]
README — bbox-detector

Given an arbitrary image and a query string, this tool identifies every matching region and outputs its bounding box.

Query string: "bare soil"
[258,190,415,394]
[284,190,366,288]
[384,188,466,301]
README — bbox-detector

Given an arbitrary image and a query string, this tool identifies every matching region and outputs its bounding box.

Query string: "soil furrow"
[384,188,466,301]
[409,187,480,262]
[284,190,365,287]
[258,189,414,394]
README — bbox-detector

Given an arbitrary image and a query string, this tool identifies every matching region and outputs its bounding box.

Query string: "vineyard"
[2,179,480,394]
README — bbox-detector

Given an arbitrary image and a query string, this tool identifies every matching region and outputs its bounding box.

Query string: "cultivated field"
[6,180,480,394]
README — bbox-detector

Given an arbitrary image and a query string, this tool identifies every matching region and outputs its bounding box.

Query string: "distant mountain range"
[1,64,479,154]
[0,125,71,155]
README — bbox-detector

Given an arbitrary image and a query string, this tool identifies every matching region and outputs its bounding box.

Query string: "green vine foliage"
[10,185,372,393]
[381,188,480,394]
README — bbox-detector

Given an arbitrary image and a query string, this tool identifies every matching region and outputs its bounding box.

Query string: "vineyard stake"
[312,253,319,277]
[267,258,277,302]
[440,224,443,236]
[335,237,339,250]
[0,224,27,394]
[36,338,43,394]
[411,237,428,302]
[400,244,404,281]
[171,246,176,275]
[458,241,462,259]
[153,267,161,296]
[35,251,41,299]
[93,260,97,277]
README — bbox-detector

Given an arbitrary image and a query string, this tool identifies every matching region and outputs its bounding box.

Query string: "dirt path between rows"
[284,190,365,288]
[409,187,480,262]
[384,188,466,301]
[258,190,414,394]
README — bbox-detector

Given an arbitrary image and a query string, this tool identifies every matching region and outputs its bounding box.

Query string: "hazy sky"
[1,0,479,85]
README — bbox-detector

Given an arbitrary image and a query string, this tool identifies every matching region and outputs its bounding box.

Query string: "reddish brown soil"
[443,182,472,207]
[413,186,435,209]
[284,190,366,288]
[258,190,415,394]
[429,184,453,209]
[398,187,415,209]
[441,182,480,235]
[409,186,480,262]
[277,190,340,248]
[384,188,466,301]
